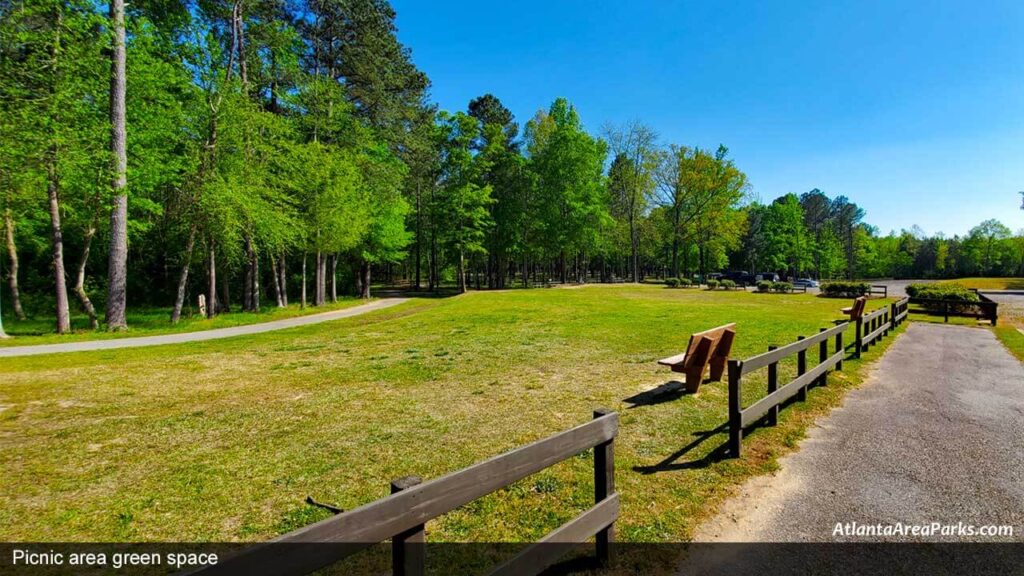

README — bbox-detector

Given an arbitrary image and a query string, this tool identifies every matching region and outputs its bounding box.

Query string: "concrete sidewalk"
[0,298,408,358]
[693,322,1024,543]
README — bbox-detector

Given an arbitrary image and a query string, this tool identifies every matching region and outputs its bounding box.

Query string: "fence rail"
[869,284,888,297]
[194,410,619,576]
[728,323,847,457]
[728,298,911,458]
[908,295,998,325]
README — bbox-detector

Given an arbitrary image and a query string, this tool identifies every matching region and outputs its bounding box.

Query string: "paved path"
[0,298,409,358]
[693,322,1024,543]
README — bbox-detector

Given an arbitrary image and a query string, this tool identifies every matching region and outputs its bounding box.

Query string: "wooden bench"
[658,323,736,393]
[841,296,867,320]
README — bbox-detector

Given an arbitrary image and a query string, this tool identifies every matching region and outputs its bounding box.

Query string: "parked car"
[723,270,755,284]
[755,272,779,282]
[792,278,820,288]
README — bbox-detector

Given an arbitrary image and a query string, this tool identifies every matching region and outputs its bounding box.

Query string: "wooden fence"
[869,284,888,297]
[728,323,847,457]
[727,298,910,457]
[195,410,619,576]
[907,290,997,326]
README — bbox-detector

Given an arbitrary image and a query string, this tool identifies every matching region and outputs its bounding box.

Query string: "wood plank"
[657,353,687,366]
[488,494,620,576]
[199,413,618,576]
[741,350,843,427]
[863,322,889,345]
[741,323,848,374]
[862,306,888,322]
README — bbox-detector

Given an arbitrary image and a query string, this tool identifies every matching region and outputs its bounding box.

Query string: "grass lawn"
[0,285,899,554]
[994,325,1024,363]
[937,277,1024,290]
[0,298,371,347]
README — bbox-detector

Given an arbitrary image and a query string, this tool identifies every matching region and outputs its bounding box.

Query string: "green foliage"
[525,98,610,264]
[771,281,793,293]
[678,277,692,287]
[435,111,494,289]
[756,280,772,292]
[907,283,981,314]
[664,278,680,288]
[821,281,871,298]
[720,279,736,290]
[705,279,719,289]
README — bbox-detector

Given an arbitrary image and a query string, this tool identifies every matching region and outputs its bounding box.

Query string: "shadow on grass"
[622,381,695,407]
[633,423,731,474]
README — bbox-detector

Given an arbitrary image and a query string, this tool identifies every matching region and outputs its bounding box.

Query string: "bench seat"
[657,353,688,367]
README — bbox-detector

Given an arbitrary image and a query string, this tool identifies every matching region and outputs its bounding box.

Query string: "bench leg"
[683,366,703,393]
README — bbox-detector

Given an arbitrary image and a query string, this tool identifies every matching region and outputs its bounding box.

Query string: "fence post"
[855,317,863,358]
[728,360,743,458]
[944,301,949,323]
[797,336,807,401]
[390,476,425,576]
[835,329,844,371]
[593,408,615,566]
[818,328,828,387]
[767,346,778,426]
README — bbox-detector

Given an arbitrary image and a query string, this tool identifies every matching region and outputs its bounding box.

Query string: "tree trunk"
[330,254,337,302]
[301,253,307,308]
[457,249,466,293]
[319,252,326,305]
[72,217,99,329]
[360,260,371,299]
[251,245,260,312]
[219,266,230,313]
[171,223,196,324]
[46,149,71,334]
[314,251,324,305]
[207,242,217,318]
[629,210,639,283]
[270,254,282,308]
[243,237,254,311]
[3,207,26,320]
[414,183,421,290]
[278,254,288,306]
[105,0,129,330]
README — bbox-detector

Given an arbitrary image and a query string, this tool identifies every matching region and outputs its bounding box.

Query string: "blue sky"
[390,0,1024,237]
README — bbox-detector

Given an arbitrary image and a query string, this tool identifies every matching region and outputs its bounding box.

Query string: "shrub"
[678,277,692,287]
[905,283,927,298]
[665,278,680,288]
[706,279,719,289]
[756,280,772,292]
[720,279,736,290]
[821,281,871,298]
[772,281,793,293]
[910,283,980,314]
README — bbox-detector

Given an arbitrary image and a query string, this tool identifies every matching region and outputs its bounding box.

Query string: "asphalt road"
[693,322,1024,544]
[0,298,408,358]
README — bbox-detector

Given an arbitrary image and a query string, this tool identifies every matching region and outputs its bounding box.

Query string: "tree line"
[1,0,1022,335]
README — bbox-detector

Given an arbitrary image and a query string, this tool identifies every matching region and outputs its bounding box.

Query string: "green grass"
[994,325,1024,363]
[937,277,1024,290]
[0,298,370,347]
[0,285,898,553]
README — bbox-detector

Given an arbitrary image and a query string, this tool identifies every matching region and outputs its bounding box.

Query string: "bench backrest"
[850,296,867,319]
[683,323,736,377]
